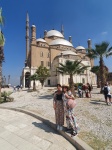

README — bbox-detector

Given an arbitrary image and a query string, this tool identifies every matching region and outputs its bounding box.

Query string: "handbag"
[67,99,76,109]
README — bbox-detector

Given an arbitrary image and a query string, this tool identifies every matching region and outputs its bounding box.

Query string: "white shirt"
[107,86,111,95]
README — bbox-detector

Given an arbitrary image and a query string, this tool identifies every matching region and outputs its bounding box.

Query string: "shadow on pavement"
[38,95,53,100]
[90,100,106,105]
[32,122,58,134]
[91,100,105,103]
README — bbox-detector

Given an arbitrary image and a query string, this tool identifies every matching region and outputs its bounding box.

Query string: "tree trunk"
[41,81,44,89]
[99,57,106,93]
[97,74,100,88]
[69,74,75,96]
[33,80,36,91]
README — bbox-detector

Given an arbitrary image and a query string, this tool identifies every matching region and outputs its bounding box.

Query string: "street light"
[8,75,10,85]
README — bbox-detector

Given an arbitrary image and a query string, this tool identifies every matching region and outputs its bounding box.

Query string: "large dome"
[36,38,46,43]
[76,46,85,50]
[50,39,73,47]
[46,30,64,38]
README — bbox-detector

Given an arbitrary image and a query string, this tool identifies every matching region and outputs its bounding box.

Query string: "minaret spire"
[25,12,29,64]
[61,24,64,36]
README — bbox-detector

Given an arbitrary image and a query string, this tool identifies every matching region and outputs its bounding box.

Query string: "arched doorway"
[25,72,30,87]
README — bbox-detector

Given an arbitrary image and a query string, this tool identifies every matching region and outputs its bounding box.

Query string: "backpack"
[103,87,108,95]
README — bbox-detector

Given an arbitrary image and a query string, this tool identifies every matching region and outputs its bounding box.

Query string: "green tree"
[29,74,38,91]
[36,66,49,88]
[57,60,89,95]
[87,42,112,92]
[0,8,5,98]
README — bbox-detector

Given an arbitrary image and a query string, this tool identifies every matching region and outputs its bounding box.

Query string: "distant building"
[107,72,112,84]
[20,13,96,88]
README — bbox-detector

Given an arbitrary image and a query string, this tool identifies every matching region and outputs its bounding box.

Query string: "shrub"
[0,91,14,103]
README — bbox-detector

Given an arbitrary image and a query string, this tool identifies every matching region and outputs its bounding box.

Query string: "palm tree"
[91,66,100,88]
[36,66,49,88]
[87,41,112,92]
[0,8,5,98]
[29,74,38,91]
[57,60,89,95]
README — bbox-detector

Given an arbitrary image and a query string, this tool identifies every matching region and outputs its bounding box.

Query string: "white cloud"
[101,31,108,35]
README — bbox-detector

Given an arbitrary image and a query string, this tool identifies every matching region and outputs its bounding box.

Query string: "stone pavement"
[1,87,112,149]
[0,109,76,150]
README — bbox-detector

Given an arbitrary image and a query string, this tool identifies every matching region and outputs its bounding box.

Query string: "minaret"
[31,24,36,43]
[61,24,64,36]
[25,12,29,60]
[87,39,92,49]
[87,39,94,67]
[44,30,47,38]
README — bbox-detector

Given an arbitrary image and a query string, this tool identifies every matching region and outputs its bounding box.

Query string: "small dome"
[76,46,85,50]
[32,25,36,27]
[25,66,29,69]
[36,38,46,43]
[58,50,77,56]
[46,30,64,38]
[50,39,73,47]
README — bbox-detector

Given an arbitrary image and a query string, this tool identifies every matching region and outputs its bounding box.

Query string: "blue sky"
[0,0,112,85]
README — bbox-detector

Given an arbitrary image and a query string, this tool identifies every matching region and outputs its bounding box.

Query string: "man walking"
[103,83,111,105]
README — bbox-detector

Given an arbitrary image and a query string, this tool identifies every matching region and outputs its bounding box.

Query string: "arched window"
[82,78,85,84]
[47,52,50,58]
[40,52,43,57]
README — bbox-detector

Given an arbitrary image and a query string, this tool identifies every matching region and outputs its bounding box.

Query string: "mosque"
[20,13,96,88]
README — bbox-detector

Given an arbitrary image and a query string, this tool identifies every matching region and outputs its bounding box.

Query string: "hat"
[62,84,69,87]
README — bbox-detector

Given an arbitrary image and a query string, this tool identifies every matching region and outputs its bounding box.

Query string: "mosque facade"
[20,13,96,88]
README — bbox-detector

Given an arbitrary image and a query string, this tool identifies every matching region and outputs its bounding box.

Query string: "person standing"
[62,85,78,136]
[85,84,89,98]
[103,83,111,105]
[87,83,92,98]
[82,84,86,97]
[53,84,64,130]
[107,83,112,105]
[78,85,82,98]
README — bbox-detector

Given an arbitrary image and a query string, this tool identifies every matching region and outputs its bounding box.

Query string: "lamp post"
[3,76,6,86]
[8,75,10,85]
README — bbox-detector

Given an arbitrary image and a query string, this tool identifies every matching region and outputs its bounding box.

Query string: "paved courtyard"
[1,87,112,149]
[0,109,76,150]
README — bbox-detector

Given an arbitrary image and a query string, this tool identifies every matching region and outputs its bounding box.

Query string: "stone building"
[20,13,96,88]
[107,72,112,84]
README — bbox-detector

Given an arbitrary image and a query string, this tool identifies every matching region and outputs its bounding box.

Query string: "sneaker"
[57,125,60,130]
[107,102,111,106]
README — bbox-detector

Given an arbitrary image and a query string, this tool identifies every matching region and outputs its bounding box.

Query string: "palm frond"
[0,8,4,26]
[106,52,112,57]
[107,46,112,53]
[86,48,98,59]
[57,60,89,76]
[0,31,5,46]
[95,41,109,57]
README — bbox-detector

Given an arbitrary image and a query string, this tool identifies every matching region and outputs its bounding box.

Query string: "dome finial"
[61,24,64,36]
[26,11,29,22]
